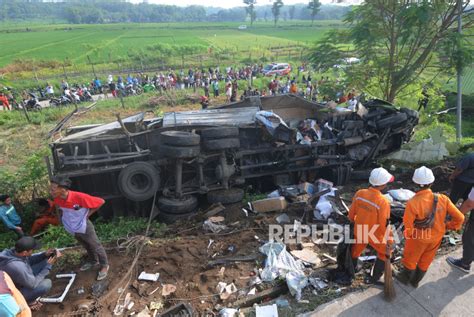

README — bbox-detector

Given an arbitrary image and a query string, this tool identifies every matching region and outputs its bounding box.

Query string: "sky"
[133,0,362,9]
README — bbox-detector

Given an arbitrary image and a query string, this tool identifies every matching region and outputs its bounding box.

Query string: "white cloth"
[469,187,474,201]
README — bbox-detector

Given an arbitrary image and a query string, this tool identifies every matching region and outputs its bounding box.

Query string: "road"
[299,250,473,317]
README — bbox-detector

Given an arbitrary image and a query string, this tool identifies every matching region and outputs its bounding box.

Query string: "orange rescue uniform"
[349,187,392,261]
[402,189,464,271]
[30,200,59,235]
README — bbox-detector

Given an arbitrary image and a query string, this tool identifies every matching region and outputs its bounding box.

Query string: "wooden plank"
[232,283,288,308]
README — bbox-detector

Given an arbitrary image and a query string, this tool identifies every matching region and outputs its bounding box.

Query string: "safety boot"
[395,266,415,285]
[365,258,385,284]
[410,267,427,288]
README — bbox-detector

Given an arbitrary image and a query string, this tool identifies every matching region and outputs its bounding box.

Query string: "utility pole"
[456,0,463,142]
[87,55,97,79]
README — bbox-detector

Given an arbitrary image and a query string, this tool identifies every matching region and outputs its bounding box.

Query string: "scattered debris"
[387,128,451,163]
[138,272,160,282]
[204,203,227,218]
[252,197,288,213]
[290,249,321,266]
[274,298,290,308]
[39,273,76,303]
[322,253,337,263]
[276,213,290,224]
[287,271,308,301]
[308,277,328,290]
[160,303,194,317]
[207,255,258,268]
[162,284,177,297]
[203,219,228,233]
[255,303,279,317]
[314,188,337,220]
[232,284,288,308]
[220,308,239,317]
[136,305,151,317]
[113,292,131,316]
[208,216,225,223]
[359,255,377,262]
[388,189,415,202]
[217,282,238,300]
[259,242,304,281]
[149,301,163,311]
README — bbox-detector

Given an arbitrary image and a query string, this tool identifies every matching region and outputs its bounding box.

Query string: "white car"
[238,25,247,30]
[262,63,292,77]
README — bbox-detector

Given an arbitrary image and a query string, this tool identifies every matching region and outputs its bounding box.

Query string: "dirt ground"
[40,159,461,316]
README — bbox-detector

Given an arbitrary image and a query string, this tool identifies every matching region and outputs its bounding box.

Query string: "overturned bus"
[47,94,418,222]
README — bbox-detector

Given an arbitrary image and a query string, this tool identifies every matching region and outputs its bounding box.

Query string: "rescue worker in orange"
[349,167,394,284]
[397,166,464,287]
[30,199,59,236]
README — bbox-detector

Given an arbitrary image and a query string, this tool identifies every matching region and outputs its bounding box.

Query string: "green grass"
[0,21,340,67]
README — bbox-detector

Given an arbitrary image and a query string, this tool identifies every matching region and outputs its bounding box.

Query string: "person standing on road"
[0,195,24,238]
[49,177,109,281]
[397,166,464,287]
[449,152,474,205]
[93,77,102,94]
[447,187,474,273]
[349,167,394,284]
[60,80,69,93]
[45,84,54,98]
[212,80,219,97]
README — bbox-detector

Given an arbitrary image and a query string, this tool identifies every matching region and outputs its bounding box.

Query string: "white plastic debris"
[384,194,394,203]
[138,272,160,282]
[203,220,228,233]
[359,255,377,262]
[388,189,415,202]
[256,111,288,136]
[286,271,308,301]
[217,282,238,300]
[256,304,279,317]
[220,308,239,317]
[259,242,305,282]
[267,190,280,198]
[315,189,337,219]
[308,277,328,290]
[248,287,256,295]
[290,249,321,266]
[276,213,290,224]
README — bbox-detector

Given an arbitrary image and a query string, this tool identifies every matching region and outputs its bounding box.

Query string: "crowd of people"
[0,63,362,112]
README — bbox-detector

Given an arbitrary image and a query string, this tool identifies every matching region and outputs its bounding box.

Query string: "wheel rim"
[129,173,152,193]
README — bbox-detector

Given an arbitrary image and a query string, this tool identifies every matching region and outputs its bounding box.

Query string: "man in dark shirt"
[449,152,474,204]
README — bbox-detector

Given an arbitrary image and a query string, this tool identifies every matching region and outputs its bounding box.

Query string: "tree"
[312,0,473,103]
[289,5,296,20]
[271,0,284,27]
[243,0,257,26]
[307,0,321,26]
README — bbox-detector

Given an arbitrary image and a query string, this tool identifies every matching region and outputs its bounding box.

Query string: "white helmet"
[369,167,394,186]
[412,166,435,185]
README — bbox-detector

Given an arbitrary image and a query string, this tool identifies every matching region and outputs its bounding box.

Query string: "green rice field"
[0,21,340,67]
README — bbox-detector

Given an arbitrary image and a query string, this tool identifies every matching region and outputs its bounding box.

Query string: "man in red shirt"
[49,177,109,281]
